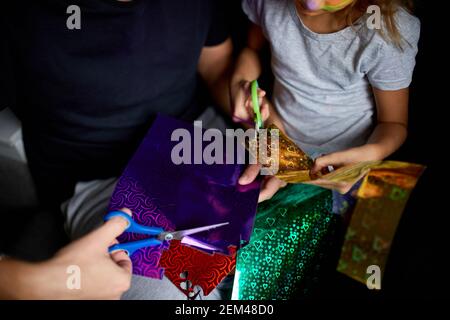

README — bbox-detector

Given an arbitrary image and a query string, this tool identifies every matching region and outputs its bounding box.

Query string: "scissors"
[231,80,263,129]
[104,211,229,256]
[251,80,263,132]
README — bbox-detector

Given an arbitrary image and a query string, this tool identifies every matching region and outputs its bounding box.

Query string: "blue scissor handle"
[104,211,165,256]
[104,211,164,235]
[108,238,162,256]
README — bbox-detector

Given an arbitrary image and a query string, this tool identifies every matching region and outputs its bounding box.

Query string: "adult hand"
[0,208,133,300]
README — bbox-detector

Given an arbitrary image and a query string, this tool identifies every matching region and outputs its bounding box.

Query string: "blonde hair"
[344,0,414,48]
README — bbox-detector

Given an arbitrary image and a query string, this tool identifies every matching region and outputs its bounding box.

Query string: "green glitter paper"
[233,184,337,300]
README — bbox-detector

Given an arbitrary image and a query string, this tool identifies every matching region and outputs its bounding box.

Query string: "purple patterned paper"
[109,115,260,279]
[110,175,174,279]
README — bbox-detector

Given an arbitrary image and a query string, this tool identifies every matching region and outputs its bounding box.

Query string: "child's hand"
[239,163,287,203]
[230,80,270,126]
[312,145,383,174]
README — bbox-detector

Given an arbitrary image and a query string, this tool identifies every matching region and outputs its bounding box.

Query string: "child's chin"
[298,9,328,16]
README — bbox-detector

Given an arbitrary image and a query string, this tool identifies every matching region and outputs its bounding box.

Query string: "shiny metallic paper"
[337,162,425,284]
[109,115,260,281]
[232,184,337,300]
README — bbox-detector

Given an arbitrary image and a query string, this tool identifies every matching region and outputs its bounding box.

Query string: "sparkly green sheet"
[232,184,338,300]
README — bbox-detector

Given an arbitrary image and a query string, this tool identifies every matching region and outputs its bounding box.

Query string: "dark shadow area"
[0,206,69,261]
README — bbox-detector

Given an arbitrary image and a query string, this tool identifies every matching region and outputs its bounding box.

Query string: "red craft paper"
[160,240,237,297]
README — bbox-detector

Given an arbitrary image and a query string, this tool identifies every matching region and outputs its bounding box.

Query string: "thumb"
[312,153,340,174]
[241,80,251,91]
[260,101,270,122]
[88,208,132,249]
[239,164,261,185]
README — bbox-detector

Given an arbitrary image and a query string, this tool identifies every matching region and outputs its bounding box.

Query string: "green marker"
[251,80,263,130]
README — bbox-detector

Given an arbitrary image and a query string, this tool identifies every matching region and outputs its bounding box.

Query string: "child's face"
[297,0,355,15]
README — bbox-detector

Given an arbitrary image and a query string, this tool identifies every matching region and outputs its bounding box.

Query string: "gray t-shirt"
[243,0,420,158]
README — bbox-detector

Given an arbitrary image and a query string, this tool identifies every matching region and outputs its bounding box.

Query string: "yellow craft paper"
[336,163,425,285]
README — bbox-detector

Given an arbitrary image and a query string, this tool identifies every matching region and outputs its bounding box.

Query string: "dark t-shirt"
[1,0,229,201]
